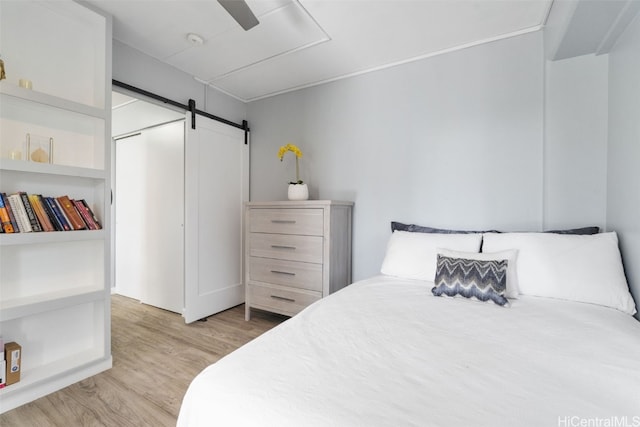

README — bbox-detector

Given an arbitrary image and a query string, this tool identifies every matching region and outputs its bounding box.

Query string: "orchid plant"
[278,143,303,184]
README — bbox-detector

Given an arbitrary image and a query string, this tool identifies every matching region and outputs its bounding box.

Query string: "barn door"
[183,114,248,323]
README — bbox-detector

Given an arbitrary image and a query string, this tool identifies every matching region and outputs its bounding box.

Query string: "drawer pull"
[271,295,296,303]
[271,220,296,224]
[271,245,296,250]
[270,270,296,276]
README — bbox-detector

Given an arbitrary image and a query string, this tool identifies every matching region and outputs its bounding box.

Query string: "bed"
[178,227,640,427]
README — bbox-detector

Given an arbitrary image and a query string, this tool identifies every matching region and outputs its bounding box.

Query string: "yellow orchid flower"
[278,143,303,184]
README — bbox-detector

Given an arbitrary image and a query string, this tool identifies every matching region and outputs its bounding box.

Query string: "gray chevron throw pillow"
[432,255,510,306]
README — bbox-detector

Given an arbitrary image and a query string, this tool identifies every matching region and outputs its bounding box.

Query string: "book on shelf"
[7,194,32,233]
[75,199,101,230]
[0,190,102,234]
[0,193,15,233]
[39,195,63,231]
[44,196,71,231]
[55,198,74,229]
[84,199,102,229]
[73,199,97,230]
[2,193,20,233]
[56,195,87,230]
[18,192,43,232]
[29,194,54,232]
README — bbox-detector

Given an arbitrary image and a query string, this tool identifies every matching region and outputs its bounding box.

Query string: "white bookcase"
[0,0,112,413]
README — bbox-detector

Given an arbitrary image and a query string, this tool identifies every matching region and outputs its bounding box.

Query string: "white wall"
[544,54,608,231]
[248,32,545,281]
[112,96,184,137]
[112,40,246,124]
[607,14,640,319]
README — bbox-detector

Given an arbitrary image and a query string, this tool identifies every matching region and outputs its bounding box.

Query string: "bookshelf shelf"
[0,83,106,120]
[0,287,105,322]
[0,229,105,246]
[0,349,107,396]
[0,0,112,413]
[0,93,106,170]
[0,350,112,413]
[0,159,106,179]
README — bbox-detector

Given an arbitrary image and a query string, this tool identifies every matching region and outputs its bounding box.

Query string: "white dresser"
[244,200,353,320]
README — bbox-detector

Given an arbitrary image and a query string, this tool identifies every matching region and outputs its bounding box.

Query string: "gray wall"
[543,54,608,231]
[112,24,639,317]
[248,32,545,281]
[607,14,640,319]
[112,40,246,124]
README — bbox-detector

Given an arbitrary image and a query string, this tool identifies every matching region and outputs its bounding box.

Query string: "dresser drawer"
[249,257,322,291]
[249,233,323,263]
[248,283,321,317]
[249,208,323,236]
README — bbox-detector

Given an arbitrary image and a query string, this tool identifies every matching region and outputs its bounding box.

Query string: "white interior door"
[183,114,248,323]
[115,121,185,313]
[138,122,185,312]
[115,134,145,301]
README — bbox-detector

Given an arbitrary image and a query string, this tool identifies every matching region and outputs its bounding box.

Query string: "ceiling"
[88,0,554,102]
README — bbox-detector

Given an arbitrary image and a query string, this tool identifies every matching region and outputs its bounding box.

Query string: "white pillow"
[380,231,482,282]
[437,248,520,299]
[482,232,637,315]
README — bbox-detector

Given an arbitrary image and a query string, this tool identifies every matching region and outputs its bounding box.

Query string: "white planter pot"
[288,183,309,201]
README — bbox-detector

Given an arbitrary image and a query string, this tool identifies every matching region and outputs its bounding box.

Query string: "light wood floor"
[0,295,287,426]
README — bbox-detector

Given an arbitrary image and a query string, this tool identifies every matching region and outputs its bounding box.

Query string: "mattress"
[178,276,640,426]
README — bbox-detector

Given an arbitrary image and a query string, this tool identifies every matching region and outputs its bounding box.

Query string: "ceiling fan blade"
[218,0,259,31]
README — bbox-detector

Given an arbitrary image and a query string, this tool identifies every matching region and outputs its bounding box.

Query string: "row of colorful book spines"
[0,192,102,233]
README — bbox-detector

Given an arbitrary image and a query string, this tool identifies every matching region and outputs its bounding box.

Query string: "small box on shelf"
[5,342,21,386]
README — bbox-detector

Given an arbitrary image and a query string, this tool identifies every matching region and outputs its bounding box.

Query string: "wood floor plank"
[0,295,287,426]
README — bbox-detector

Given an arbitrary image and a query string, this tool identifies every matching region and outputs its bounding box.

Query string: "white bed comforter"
[178,276,640,427]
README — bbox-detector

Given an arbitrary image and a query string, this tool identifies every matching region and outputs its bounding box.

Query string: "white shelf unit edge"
[0,82,106,120]
[0,287,106,322]
[0,352,113,413]
[0,229,105,246]
[0,159,106,179]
